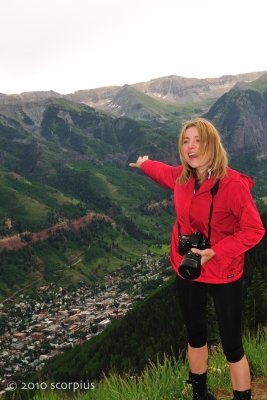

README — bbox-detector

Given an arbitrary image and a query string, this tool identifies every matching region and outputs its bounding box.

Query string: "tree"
[244,269,267,331]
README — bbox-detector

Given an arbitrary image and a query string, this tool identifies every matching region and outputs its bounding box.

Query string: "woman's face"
[181,126,211,176]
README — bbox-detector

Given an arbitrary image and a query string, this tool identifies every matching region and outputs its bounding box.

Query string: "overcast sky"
[0,0,266,95]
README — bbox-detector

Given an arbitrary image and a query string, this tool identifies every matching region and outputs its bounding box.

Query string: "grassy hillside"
[0,159,175,299]
[0,171,80,231]
[36,330,266,400]
[0,98,183,299]
[73,331,267,400]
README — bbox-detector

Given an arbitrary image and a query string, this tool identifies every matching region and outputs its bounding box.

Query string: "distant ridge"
[131,71,267,103]
[1,71,266,108]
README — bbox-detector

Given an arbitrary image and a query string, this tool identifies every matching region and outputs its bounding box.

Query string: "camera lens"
[178,251,201,280]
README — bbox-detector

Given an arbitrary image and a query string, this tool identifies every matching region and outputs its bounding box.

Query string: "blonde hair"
[177,118,228,184]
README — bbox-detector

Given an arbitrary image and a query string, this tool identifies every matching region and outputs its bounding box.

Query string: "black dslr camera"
[178,231,210,280]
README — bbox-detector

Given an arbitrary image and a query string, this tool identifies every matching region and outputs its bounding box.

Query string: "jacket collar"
[189,175,217,195]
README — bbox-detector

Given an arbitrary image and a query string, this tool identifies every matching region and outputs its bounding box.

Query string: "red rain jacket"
[141,160,265,284]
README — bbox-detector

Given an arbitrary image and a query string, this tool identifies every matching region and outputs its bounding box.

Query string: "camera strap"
[177,179,220,242]
[207,179,220,243]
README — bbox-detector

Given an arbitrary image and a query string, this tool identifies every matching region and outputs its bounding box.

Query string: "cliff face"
[205,77,267,157]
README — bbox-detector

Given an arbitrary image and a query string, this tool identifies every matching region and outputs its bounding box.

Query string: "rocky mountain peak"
[132,71,267,103]
[205,81,267,158]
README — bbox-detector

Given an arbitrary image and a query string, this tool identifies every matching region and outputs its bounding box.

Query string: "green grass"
[29,227,148,288]
[47,191,80,206]
[69,161,162,206]
[66,161,175,242]
[0,170,83,229]
[149,244,170,255]
[31,329,267,400]
[16,193,50,222]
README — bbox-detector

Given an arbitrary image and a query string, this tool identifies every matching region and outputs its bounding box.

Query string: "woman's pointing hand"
[129,155,149,169]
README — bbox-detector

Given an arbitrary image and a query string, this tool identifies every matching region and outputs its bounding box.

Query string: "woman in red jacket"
[129,118,265,400]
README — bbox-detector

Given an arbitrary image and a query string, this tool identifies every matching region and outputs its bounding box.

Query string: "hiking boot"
[187,371,216,400]
[232,389,252,400]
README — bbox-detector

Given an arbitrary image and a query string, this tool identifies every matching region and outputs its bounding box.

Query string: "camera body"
[178,231,210,280]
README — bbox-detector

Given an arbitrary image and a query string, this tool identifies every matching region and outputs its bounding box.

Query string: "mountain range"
[68,71,266,113]
[0,71,265,132]
[1,70,264,108]
[1,70,267,157]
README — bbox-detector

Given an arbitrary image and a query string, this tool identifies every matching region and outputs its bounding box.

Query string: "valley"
[0,71,266,397]
[0,252,171,392]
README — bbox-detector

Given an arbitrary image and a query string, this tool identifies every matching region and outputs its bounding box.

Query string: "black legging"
[175,275,244,363]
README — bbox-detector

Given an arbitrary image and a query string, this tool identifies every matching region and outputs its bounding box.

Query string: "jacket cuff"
[140,159,151,174]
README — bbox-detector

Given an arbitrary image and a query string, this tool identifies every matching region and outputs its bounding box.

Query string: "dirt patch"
[216,376,267,399]
[0,212,114,251]
[252,376,267,399]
